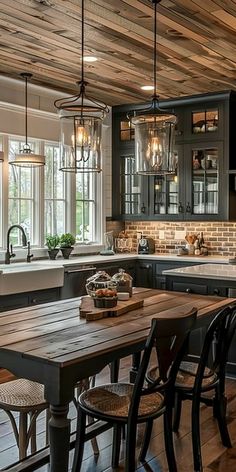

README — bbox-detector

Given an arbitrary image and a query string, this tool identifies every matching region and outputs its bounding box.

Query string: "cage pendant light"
[10,73,45,167]
[128,0,177,175]
[54,0,109,173]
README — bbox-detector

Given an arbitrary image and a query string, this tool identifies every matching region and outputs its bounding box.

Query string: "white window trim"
[0,133,105,262]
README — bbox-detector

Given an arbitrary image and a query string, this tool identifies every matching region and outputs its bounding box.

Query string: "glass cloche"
[111,268,133,297]
[86,271,117,297]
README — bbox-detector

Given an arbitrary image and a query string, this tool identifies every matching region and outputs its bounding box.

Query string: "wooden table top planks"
[0,288,234,372]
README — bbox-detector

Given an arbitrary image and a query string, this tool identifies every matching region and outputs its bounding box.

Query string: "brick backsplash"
[106,219,125,238]
[124,221,236,256]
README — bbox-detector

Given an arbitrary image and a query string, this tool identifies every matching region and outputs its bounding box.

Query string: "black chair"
[171,305,236,472]
[72,308,197,472]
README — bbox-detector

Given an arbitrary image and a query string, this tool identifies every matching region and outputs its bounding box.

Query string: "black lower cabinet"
[135,261,154,288]
[0,287,60,312]
[0,293,29,311]
[95,260,136,283]
[60,260,137,299]
[60,266,96,299]
[165,274,236,376]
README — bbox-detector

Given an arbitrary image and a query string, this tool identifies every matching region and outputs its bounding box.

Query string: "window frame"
[0,133,104,254]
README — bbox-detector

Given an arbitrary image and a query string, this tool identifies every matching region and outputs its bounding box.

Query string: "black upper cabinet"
[112,91,236,221]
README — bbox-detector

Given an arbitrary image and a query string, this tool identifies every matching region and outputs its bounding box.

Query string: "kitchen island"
[163,263,236,376]
[0,288,234,472]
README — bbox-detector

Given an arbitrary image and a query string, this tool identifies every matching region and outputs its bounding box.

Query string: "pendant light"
[10,73,45,167]
[54,0,109,173]
[128,0,177,175]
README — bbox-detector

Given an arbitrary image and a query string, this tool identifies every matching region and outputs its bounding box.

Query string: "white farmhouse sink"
[0,262,64,295]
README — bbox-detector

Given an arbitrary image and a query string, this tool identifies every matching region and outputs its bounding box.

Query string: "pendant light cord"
[81,0,85,115]
[153,0,157,98]
[25,74,28,146]
[20,72,32,149]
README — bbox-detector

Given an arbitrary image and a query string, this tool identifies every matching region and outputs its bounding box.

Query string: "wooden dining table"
[0,288,235,472]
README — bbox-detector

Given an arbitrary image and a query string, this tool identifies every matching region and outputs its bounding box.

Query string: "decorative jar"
[111,268,133,297]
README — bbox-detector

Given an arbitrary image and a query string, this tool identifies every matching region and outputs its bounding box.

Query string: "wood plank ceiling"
[0,0,235,105]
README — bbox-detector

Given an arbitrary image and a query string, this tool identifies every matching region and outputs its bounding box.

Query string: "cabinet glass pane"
[120,120,135,141]
[192,147,218,214]
[192,109,218,134]
[154,175,179,215]
[121,155,141,214]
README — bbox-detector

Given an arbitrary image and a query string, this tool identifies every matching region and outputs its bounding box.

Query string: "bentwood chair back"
[72,307,197,472]
[172,304,236,472]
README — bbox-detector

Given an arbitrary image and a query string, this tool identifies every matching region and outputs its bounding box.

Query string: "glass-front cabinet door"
[149,146,183,219]
[185,142,224,219]
[120,154,148,218]
[192,109,218,135]
[185,102,223,140]
[150,174,179,216]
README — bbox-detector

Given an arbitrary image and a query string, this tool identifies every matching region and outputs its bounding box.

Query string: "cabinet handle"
[141,203,146,214]
[66,267,96,274]
[31,299,37,304]
[186,202,191,213]
[213,288,220,295]
[140,265,151,269]
[178,202,184,213]
[186,288,192,293]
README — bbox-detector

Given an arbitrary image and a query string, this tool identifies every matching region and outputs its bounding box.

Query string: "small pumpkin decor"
[59,233,76,259]
[45,234,60,260]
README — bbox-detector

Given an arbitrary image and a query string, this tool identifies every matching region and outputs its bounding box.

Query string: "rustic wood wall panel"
[0,0,235,104]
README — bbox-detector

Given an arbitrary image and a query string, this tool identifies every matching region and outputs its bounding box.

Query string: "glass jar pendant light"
[10,73,45,167]
[128,0,177,175]
[54,0,109,173]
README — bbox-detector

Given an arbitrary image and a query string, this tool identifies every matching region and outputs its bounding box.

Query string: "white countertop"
[22,253,229,267]
[163,263,236,281]
[0,253,230,269]
[0,255,232,295]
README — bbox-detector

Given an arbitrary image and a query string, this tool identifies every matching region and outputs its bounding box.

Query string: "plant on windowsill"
[45,234,60,260]
[59,233,76,259]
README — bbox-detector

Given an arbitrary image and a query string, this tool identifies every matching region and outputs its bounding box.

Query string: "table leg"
[49,404,70,472]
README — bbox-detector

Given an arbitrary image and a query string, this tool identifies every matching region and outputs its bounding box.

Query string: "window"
[45,143,65,236]
[0,137,3,247]
[8,138,36,244]
[76,173,96,243]
[0,134,102,250]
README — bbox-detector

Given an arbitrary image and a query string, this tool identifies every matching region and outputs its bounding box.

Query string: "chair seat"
[149,362,217,390]
[0,379,47,411]
[80,383,164,419]
[176,361,217,389]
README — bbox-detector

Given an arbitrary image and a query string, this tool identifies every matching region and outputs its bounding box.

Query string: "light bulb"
[77,125,89,146]
[151,136,162,154]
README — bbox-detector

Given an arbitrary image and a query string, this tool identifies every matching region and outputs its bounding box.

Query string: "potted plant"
[59,233,76,259]
[45,234,60,260]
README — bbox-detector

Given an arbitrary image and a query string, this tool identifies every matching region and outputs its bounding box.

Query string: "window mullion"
[2,135,9,249]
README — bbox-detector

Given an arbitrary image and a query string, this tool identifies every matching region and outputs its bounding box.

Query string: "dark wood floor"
[0,358,236,471]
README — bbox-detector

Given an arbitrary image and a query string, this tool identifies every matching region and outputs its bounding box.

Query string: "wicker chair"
[0,378,48,460]
[72,308,197,472]
[0,375,100,461]
[149,304,236,472]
